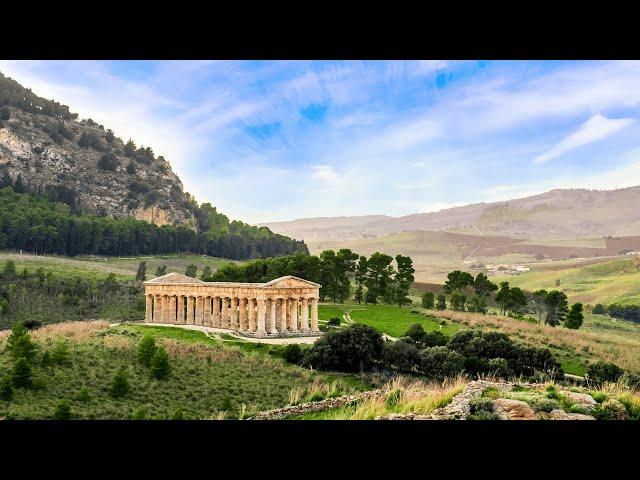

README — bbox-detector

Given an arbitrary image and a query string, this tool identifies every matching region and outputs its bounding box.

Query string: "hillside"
[259,186,640,241]
[0,72,307,260]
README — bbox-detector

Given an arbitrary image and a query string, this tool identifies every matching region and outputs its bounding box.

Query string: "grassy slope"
[494,258,640,305]
[0,252,243,282]
[0,321,368,419]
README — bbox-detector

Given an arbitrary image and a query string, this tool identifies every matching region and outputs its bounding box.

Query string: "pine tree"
[421,291,435,309]
[12,357,32,388]
[136,261,147,285]
[155,265,167,277]
[185,264,197,278]
[137,335,157,367]
[150,346,170,380]
[393,254,415,307]
[565,303,584,329]
[109,368,130,398]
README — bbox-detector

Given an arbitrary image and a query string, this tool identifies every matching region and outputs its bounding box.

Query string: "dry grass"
[425,308,640,371]
[0,320,110,344]
[103,335,135,350]
[158,338,243,363]
[288,378,358,405]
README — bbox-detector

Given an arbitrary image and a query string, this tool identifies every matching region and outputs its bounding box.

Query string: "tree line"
[0,186,307,260]
[421,269,585,329]
[209,250,415,307]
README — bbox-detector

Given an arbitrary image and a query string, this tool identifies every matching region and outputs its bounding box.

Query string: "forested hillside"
[0,71,307,260]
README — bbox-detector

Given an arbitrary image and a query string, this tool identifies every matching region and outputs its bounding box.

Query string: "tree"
[124,138,136,157]
[136,261,147,285]
[531,289,548,323]
[51,339,71,365]
[0,375,13,401]
[7,322,37,361]
[155,265,167,277]
[436,294,447,310]
[150,346,171,380]
[509,287,528,315]
[137,335,157,367]
[364,252,394,304]
[565,303,584,329]
[383,341,420,373]
[443,270,474,294]
[405,323,426,343]
[201,265,212,281]
[3,259,16,277]
[545,290,568,326]
[185,264,197,278]
[473,272,498,297]
[467,293,487,313]
[105,129,115,143]
[495,282,511,315]
[393,254,415,307]
[450,289,466,311]
[109,368,130,398]
[593,304,606,315]
[354,255,368,304]
[11,357,32,388]
[284,344,304,364]
[586,361,624,386]
[421,291,435,309]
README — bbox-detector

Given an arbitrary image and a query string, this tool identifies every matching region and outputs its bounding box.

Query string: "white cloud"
[535,113,634,164]
[311,165,341,184]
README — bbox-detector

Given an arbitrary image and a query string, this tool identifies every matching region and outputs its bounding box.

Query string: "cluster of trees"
[421,269,585,329]
[0,187,307,260]
[210,250,415,307]
[296,323,563,380]
[0,260,143,328]
[593,303,640,324]
[0,73,77,121]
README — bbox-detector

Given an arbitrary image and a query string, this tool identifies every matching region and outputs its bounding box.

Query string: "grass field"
[494,257,640,305]
[318,302,459,337]
[0,252,243,282]
[0,321,368,419]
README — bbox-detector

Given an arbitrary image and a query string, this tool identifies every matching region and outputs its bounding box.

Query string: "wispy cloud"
[535,113,635,164]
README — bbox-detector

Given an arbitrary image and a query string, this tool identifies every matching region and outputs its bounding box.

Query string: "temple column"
[186,296,194,324]
[212,296,220,327]
[221,297,228,328]
[311,297,319,332]
[204,296,212,326]
[269,297,278,334]
[290,298,299,332]
[145,294,152,322]
[232,297,239,330]
[301,298,310,331]
[239,298,247,331]
[257,298,266,335]
[162,295,169,323]
[177,295,185,324]
[196,296,204,325]
[169,295,177,324]
[279,298,288,332]
[248,298,256,332]
[153,294,162,322]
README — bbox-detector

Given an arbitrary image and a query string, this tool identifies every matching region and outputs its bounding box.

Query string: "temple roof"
[143,274,320,289]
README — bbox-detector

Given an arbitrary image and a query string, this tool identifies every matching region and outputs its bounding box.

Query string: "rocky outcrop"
[560,391,597,410]
[492,398,536,420]
[540,409,595,420]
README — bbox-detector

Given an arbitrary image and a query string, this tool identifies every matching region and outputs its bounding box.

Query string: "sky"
[2,60,640,224]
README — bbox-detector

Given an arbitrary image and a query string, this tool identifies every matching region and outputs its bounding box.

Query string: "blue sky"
[2,60,640,223]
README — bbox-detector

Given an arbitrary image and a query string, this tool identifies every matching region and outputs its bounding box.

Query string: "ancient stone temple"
[143,273,321,337]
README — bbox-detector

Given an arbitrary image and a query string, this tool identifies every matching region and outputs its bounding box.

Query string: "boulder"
[561,391,597,409]
[492,398,536,420]
[548,409,595,420]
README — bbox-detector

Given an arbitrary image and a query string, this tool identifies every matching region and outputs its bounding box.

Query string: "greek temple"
[143,273,321,337]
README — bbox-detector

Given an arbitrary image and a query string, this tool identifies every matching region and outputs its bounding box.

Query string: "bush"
[382,340,420,373]
[11,357,32,388]
[592,304,606,315]
[421,291,435,309]
[305,323,384,372]
[53,400,72,420]
[423,331,447,347]
[467,410,500,420]
[109,368,130,398]
[405,323,425,342]
[327,317,341,326]
[75,387,91,402]
[150,346,171,380]
[587,361,624,386]
[486,358,512,378]
[283,344,304,365]
[23,320,41,330]
[418,346,465,379]
[137,335,157,367]
[594,399,629,420]
[51,339,71,365]
[132,408,147,420]
[531,398,561,413]
[0,375,13,401]
[98,153,118,171]
[469,397,494,414]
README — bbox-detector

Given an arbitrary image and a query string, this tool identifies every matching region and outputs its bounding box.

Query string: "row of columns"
[145,294,320,335]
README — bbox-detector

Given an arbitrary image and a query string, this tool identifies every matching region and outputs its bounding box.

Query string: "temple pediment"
[144,272,204,285]
[262,276,322,289]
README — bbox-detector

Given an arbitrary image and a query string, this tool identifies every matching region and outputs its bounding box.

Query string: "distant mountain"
[258,186,640,242]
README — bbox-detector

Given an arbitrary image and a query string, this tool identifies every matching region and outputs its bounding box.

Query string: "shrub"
[467,410,500,420]
[568,404,592,415]
[405,323,425,342]
[7,322,38,361]
[486,358,512,378]
[98,153,118,171]
[436,294,446,310]
[150,346,171,380]
[418,346,465,379]
[586,361,624,386]
[172,408,185,420]
[51,339,71,365]
[132,408,147,420]
[423,331,447,347]
[382,340,420,373]
[283,344,304,365]
[531,398,561,413]
[23,320,41,330]
[53,400,72,420]
[594,399,629,420]
[75,386,91,402]
[327,317,341,326]
[137,335,157,367]
[592,304,606,315]
[305,323,384,372]
[109,368,130,398]
[11,357,32,388]
[469,397,494,414]
[0,375,13,401]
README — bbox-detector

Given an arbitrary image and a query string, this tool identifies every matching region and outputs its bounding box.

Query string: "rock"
[493,398,536,420]
[561,391,597,409]
[548,409,595,420]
